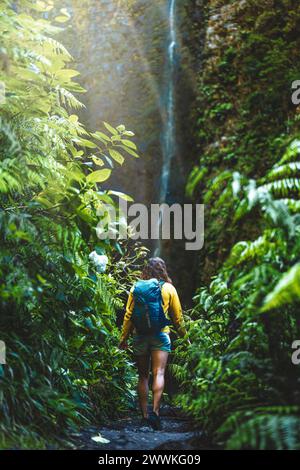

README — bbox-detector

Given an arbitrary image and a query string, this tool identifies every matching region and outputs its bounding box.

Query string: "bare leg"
[151,350,169,416]
[136,354,150,418]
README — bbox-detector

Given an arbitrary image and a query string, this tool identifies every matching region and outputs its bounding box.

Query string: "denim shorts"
[133,332,171,356]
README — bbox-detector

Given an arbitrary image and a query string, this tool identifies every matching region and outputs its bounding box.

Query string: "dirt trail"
[73,407,210,451]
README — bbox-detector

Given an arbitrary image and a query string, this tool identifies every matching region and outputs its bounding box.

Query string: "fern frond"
[0,168,22,193]
[39,37,73,59]
[277,139,300,165]
[259,178,300,198]
[225,231,276,267]
[277,198,300,213]
[226,414,300,450]
[203,170,233,204]
[267,162,300,181]
[261,263,300,311]
[56,86,84,109]
[186,166,208,198]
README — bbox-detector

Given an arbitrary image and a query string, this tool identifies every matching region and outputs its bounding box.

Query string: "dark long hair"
[141,257,172,284]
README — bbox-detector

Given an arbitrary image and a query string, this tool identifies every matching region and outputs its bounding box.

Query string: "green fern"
[56,85,85,109]
[261,263,300,311]
[225,231,277,268]
[259,178,300,198]
[0,1,138,448]
[203,170,233,204]
[225,414,300,450]
[39,37,73,59]
[186,166,208,198]
[174,135,300,450]
[267,162,300,180]
[257,138,300,201]
[277,139,300,165]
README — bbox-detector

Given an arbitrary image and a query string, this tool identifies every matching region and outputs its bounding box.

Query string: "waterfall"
[160,0,177,205]
[155,0,178,256]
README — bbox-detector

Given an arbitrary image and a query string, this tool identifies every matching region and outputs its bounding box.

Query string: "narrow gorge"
[1,0,300,453]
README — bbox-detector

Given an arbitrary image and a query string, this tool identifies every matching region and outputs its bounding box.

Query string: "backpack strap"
[158,280,165,300]
[158,279,165,309]
[158,280,172,328]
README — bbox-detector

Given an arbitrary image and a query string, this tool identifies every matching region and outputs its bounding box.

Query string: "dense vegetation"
[187,0,300,278]
[0,0,142,448]
[173,0,300,450]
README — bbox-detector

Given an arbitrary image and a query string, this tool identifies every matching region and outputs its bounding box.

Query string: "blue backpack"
[131,279,170,335]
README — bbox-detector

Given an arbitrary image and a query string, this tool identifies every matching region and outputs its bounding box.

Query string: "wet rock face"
[61,0,199,301]
[184,0,300,283]
[65,2,196,197]
[64,0,167,206]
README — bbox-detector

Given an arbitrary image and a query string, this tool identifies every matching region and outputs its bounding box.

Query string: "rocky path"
[72,407,211,451]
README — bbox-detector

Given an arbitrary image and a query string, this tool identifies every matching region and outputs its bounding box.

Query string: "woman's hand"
[119,340,128,350]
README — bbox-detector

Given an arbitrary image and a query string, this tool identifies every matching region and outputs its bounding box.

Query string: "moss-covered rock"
[188,0,300,281]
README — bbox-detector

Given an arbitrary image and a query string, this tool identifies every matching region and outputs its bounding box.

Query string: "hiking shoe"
[140,417,150,428]
[148,411,162,431]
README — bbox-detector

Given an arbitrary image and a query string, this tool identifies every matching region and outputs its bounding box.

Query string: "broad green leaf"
[91,156,105,166]
[87,169,112,183]
[69,114,79,123]
[35,196,54,208]
[108,149,124,165]
[73,138,97,149]
[55,69,80,80]
[75,206,94,224]
[34,1,54,12]
[117,145,139,158]
[55,15,70,23]
[103,121,118,136]
[92,131,111,142]
[121,139,137,150]
[107,190,134,201]
[123,130,135,137]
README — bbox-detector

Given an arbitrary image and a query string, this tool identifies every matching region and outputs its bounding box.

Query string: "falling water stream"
[160,0,177,204]
[155,0,178,256]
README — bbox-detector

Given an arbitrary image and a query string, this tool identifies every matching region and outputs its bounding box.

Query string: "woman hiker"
[119,257,187,430]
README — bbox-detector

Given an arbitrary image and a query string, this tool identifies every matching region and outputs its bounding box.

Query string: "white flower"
[232,172,241,196]
[247,180,258,208]
[290,139,300,151]
[89,251,108,273]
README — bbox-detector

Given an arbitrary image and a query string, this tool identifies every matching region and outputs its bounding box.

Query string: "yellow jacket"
[120,281,186,342]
